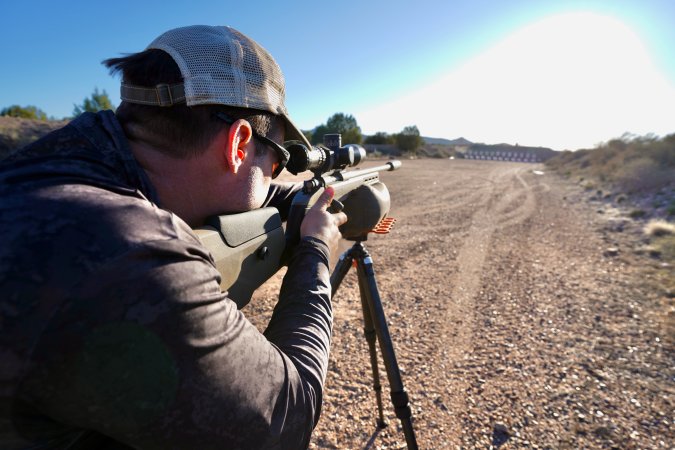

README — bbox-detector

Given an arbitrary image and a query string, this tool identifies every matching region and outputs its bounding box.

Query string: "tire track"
[436,164,540,447]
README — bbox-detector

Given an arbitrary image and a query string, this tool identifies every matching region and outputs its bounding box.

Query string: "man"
[0,25,346,449]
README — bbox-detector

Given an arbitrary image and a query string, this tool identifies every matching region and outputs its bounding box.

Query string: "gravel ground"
[246,159,673,449]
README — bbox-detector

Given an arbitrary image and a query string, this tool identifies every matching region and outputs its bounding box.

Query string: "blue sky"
[1,0,673,150]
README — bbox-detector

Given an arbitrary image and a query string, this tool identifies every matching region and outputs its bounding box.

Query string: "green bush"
[667,200,675,216]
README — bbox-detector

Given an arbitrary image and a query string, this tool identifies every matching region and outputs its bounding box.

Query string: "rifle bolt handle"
[328,199,344,214]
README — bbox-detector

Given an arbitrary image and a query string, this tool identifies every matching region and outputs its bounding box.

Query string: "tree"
[395,125,423,154]
[72,88,115,117]
[311,124,329,145]
[1,105,48,120]
[364,132,394,145]
[310,113,362,145]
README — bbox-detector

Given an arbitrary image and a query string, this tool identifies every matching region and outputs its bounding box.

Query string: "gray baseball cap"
[120,25,311,149]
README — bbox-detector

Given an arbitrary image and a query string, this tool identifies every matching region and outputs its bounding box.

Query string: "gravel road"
[246,159,672,449]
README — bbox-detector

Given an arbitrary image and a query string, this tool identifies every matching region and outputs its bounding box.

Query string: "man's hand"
[300,187,348,253]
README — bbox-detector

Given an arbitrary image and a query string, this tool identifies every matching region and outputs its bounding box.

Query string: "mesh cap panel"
[147,25,288,116]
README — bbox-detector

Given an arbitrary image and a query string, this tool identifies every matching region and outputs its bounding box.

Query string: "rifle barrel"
[311,160,401,188]
[337,160,401,181]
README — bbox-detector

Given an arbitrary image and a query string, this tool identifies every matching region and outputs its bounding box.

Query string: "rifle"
[192,134,401,308]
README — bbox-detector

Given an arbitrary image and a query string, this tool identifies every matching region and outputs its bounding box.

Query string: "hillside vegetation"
[546,134,675,195]
[0,116,67,160]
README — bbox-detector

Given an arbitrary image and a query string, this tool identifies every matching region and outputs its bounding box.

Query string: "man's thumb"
[312,186,335,211]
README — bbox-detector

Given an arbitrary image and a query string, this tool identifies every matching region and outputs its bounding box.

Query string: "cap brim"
[281,113,312,150]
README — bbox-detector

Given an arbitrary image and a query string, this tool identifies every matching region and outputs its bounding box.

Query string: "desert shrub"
[614,157,674,193]
[546,133,675,194]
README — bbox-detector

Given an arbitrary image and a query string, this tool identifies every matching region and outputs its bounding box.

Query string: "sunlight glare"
[356,12,675,150]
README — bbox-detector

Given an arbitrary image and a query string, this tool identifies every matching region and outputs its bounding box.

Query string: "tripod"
[330,239,418,450]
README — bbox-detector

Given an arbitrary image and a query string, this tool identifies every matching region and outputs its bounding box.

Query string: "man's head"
[104,25,307,223]
[104,25,309,161]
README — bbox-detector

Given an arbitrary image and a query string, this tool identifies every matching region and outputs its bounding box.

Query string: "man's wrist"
[297,236,330,265]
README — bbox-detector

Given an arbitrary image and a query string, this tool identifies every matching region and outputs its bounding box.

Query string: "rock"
[492,422,510,446]
[604,218,628,232]
[593,426,613,439]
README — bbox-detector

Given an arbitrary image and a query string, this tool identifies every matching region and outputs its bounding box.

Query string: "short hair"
[103,49,281,158]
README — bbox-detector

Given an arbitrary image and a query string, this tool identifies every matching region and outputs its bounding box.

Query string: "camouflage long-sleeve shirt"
[0,111,332,450]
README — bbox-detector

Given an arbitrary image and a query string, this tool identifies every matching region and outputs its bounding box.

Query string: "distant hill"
[0,116,67,159]
[423,136,473,146]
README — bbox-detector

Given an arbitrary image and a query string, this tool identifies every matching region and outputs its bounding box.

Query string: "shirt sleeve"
[22,235,332,450]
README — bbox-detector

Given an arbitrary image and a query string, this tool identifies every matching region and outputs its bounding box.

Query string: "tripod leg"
[332,246,387,427]
[330,248,354,297]
[356,268,388,428]
[355,246,419,450]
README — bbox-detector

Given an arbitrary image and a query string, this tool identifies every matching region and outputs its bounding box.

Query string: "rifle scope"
[285,134,366,175]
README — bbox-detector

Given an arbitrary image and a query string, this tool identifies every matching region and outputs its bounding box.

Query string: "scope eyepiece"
[284,134,366,175]
[284,142,327,175]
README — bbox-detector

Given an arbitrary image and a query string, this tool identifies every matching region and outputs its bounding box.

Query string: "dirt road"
[247,159,672,449]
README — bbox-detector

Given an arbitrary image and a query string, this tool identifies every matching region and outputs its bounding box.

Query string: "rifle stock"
[193,207,285,309]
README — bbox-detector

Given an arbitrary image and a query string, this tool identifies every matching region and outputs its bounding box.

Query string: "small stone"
[594,426,613,438]
[603,247,619,257]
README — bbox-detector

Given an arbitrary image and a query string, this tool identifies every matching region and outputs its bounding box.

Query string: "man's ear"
[224,119,253,174]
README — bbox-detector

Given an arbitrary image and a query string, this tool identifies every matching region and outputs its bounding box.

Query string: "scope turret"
[285,133,366,175]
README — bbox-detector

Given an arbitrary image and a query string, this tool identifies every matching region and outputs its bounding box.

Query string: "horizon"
[1,0,674,151]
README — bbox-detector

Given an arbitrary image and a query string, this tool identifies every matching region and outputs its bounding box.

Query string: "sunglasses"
[214,112,290,179]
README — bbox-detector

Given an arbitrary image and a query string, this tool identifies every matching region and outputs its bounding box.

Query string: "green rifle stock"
[193,160,401,308]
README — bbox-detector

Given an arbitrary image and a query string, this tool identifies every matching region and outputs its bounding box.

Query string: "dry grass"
[643,219,675,237]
